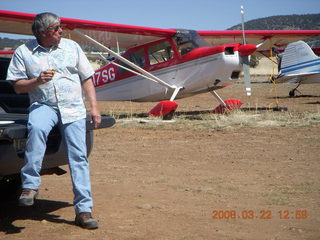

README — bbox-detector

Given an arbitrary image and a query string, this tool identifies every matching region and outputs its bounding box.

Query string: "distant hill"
[228,13,320,47]
[228,14,320,30]
[0,37,28,50]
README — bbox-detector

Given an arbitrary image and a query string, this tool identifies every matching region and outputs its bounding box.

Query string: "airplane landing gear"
[289,89,296,97]
[289,83,302,97]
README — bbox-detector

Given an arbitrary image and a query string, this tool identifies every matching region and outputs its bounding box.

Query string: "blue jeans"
[21,103,93,213]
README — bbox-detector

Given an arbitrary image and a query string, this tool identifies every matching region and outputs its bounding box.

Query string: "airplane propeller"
[239,44,257,96]
[240,5,253,97]
[238,6,269,97]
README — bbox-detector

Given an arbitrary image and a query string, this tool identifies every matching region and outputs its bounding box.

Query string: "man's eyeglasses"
[48,25,62,32]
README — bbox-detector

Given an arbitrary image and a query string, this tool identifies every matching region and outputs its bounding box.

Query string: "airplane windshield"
[174,30,209,55]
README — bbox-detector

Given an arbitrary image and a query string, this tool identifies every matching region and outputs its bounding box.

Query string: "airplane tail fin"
[278,41,318,79]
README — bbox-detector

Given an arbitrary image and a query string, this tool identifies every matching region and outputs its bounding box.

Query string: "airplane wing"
[1,10,320,51]
[198,30,320,50]
[0,10,176,49]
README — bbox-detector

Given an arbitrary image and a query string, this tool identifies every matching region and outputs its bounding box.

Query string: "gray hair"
[32,12,60,38]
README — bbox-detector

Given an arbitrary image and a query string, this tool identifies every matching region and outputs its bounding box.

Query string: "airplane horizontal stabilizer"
[276,72,319,83]
[279,41,320,77]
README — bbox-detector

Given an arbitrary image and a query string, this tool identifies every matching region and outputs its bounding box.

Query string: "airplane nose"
[238,44,257,56]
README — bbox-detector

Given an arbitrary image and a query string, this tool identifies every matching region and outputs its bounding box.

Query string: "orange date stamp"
[211,209,308,220]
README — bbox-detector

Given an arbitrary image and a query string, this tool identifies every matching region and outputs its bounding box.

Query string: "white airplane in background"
[1,9,320,118]
[275,40,320,97]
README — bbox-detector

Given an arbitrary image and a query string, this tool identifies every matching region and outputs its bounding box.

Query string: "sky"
[0,0,319,39]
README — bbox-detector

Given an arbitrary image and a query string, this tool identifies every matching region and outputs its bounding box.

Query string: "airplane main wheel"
[163,110,175,120]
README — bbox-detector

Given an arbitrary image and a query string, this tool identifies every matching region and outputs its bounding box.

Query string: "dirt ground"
[1,80,320,240]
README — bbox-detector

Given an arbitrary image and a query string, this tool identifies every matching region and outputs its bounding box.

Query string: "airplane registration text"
[94,67,116,86]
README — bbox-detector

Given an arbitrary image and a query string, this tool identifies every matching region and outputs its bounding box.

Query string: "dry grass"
[108,109,320,131]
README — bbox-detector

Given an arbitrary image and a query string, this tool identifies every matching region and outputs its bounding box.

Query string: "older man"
[6,12,100,229]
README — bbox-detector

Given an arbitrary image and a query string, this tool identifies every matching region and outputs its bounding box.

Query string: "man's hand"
[90,107,101,129]
[37,70,55,84]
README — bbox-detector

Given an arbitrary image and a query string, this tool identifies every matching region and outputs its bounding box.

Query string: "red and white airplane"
[1,9,320,118]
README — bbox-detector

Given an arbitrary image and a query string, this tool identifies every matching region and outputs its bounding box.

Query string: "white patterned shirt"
[6,38,94,124]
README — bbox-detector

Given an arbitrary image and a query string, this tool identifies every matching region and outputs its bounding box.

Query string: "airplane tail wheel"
[289,89,296,97]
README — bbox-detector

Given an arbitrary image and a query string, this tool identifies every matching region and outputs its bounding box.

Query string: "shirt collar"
[31,38,63,53]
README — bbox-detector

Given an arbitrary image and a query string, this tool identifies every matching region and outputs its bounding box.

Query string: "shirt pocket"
[53,47,78,72]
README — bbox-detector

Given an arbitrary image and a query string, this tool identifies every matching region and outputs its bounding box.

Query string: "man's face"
[40,22,63,47]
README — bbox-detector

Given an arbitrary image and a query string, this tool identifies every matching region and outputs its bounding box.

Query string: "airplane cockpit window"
[118,48,145,75]
[174,30,209,56]
[148,41,174,65]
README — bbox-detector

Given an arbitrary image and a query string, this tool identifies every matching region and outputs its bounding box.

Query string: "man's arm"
[82,77,101,128]
[13,71,55,94]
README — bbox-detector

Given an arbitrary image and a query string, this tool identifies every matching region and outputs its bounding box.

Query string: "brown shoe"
[19,189,38,206]
[75,212,99,229]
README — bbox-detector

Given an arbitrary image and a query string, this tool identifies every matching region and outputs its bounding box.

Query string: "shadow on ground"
[0,199,72,234]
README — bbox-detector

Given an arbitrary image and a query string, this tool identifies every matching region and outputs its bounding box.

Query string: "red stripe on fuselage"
[93,42,241,88]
